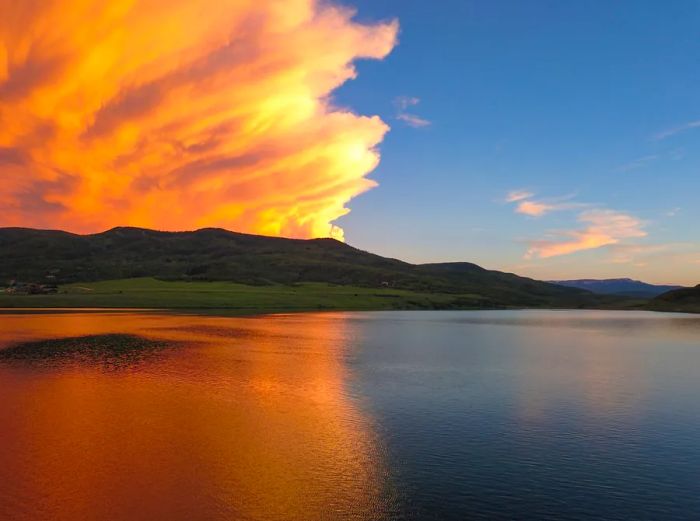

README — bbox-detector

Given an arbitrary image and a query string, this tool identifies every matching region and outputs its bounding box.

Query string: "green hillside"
[0,226,629,310]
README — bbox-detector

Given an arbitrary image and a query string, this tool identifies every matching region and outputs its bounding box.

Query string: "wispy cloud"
[394,96,430,128]
[397,113,431,128]
[505,190,534,203]
[669,147,685,161]
[525,210,647,259]
[506,191,649,259]
[394,96,419,111]
[606,243,671,264]
[505,190,586,217]
[653,120,700,141]
[614,154,659,172]
[606,242,700,273]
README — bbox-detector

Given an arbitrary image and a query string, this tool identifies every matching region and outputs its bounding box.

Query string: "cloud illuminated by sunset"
[0,0,398,240]
[505,190,533,203]
[505,191,586,217]
[525,209,647,259]
[516,200,556,217]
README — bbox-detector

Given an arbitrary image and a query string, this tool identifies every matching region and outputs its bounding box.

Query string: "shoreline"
[1,278,694,315]
[1,306,698,317]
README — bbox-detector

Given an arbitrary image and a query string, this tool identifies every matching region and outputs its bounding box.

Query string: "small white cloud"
[394,96,420,111]
[397,113,431,128]
[394,96,430,128]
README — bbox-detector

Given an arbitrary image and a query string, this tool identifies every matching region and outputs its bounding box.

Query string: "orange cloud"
[506,190,587,217]
[0,1,398,240]
[516,200,556,217]
[526,210,647,259]
[515,199,587,217]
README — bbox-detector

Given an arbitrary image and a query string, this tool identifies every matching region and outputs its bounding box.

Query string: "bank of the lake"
[0,277,649,313]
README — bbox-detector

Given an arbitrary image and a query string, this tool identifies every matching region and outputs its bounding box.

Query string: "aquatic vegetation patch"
[0,334,174,364]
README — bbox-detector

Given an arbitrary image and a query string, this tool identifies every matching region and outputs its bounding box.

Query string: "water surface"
[0,310,699,520]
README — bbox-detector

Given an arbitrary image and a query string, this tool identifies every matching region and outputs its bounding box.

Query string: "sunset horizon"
[2,0,698,285]
[2,3,700,520]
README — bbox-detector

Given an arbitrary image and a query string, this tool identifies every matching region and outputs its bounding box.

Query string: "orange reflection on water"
[0,312,390,521]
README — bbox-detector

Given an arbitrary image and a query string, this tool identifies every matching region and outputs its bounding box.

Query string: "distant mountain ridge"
[552,278,684,298]
[0,226,615,309]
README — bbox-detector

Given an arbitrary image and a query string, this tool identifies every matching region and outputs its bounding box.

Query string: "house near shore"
[4,280,58,295]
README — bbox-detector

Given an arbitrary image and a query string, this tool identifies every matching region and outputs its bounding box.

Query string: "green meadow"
[0,277,488,313]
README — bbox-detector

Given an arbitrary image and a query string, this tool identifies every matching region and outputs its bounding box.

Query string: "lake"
[0,310,699,520]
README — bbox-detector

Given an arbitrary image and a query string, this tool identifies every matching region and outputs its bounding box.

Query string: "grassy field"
[0,278,490,312]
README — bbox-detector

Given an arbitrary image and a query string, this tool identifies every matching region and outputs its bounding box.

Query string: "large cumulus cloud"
[0,0,398,239]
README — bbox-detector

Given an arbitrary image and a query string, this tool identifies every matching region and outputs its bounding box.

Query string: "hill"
[0,226,617,310]
[552,278,684,298]
[649,285,700,313]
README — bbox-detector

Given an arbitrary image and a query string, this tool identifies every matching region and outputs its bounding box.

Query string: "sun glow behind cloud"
[0,0,398,240]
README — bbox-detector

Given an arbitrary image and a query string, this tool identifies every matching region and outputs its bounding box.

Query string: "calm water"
[0,310,699,520]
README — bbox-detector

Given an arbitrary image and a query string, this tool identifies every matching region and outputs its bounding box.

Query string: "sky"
[334,0,700,285]
[1,1,698,284]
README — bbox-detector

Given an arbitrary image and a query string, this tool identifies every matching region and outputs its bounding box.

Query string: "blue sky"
[333,0,700,284]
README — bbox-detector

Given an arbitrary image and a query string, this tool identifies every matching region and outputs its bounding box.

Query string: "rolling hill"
[0,226,615,309]
[649,285,700,313]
